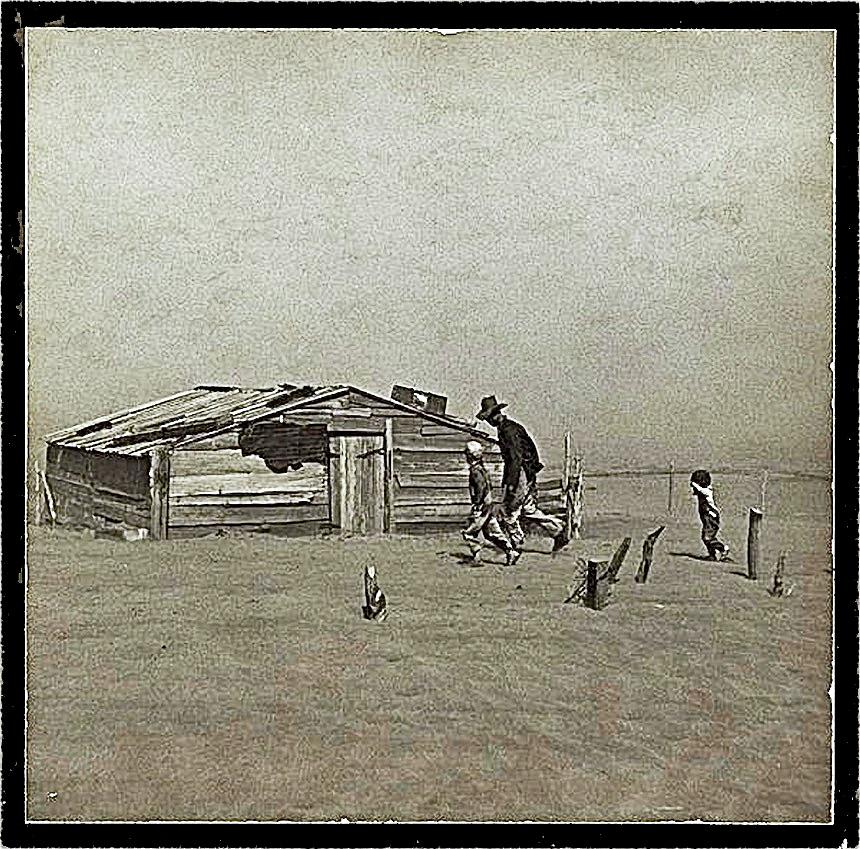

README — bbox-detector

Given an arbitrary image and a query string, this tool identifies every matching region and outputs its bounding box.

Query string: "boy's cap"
[691,469,711,487]
[464,441,484,456]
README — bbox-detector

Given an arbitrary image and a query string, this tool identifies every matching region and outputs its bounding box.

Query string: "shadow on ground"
[668,550,713,562]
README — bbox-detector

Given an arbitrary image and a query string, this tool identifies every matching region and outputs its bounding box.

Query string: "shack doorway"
[328,433,385,535]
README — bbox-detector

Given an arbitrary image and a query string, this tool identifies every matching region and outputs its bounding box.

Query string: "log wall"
[44,444,151,530]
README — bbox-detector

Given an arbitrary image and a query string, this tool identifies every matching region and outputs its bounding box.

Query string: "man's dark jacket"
[496,416,544,489]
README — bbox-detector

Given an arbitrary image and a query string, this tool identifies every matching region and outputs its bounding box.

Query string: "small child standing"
[690,469,730,561]
[462,441,515,562]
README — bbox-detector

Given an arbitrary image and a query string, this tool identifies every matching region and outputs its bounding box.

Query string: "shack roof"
[46,384,494,455]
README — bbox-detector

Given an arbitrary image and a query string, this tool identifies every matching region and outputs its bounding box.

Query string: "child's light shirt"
[691,481,719,517]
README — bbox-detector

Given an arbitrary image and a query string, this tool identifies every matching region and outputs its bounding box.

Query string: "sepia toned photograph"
[6,9,857,843]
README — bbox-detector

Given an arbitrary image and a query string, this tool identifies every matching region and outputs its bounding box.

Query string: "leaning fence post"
[607,537,632,582]
[563,432,573,539]
[747,507,762,580]
[634,526,666,584]
[667,460,675,516]
[40,465,57,526]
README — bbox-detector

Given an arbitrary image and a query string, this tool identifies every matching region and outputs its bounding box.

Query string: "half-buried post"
[747,507,762,580]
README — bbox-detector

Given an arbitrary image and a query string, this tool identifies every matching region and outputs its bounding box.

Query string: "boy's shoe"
[719,546,731,562]
[552,531,571,554]
[506,549,522,567]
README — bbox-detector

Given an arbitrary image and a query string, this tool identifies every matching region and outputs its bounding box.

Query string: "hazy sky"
[26,29,834,471]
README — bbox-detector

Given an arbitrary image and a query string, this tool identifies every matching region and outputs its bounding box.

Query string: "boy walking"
[461,441,515,563]
[690,469,730,561]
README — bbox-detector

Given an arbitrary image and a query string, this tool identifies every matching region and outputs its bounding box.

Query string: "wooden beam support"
[149,447,171,540]
[383,418,394,534]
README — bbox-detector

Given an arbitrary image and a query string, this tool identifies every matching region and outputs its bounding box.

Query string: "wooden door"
[328,434,385,535]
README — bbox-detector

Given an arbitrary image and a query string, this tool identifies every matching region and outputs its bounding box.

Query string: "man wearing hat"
[476,395,571,560]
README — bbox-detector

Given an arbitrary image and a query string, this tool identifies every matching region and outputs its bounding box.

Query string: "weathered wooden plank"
[394,433,499,452]
[91,498,150,526]
[169,503,329,526]
[167,520,330,539]
[171,450,271,476]
[389,471,560,492]
[394,503,479,521]
[394,492,473,508]
[48,465,149,504]
[171,449,327,478]
[169,491,321,507]
[394,455,502,476]
[47,477,95,514]
[179,433,242,451]
[170,472,327,498]
[275,411,424,432]
[420,423,491,438]
[327,420,389,434]
[276,411,335,425]
[394,444,501,456]
[401,455,501,467]
[46,472,94,496]
[395,472,469,489]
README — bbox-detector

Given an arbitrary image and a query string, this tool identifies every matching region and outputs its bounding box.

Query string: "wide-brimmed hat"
[476,395,507,420]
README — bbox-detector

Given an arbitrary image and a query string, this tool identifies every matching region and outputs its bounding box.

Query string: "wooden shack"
[43,384,564,539]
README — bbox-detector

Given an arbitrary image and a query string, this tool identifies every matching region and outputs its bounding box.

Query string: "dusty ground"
[25,475,832,822]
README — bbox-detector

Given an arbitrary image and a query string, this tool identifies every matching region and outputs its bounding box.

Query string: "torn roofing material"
[45,384,493,455]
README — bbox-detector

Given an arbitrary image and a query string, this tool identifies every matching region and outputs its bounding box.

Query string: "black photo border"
[2,4,857,847]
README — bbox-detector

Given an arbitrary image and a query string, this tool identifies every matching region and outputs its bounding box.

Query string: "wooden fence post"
[769,552,786,597]
[362,562,388,621]
[149,447,170,540]
[747,507,762,580]
[634,526,666,583]
[571,454,583,539]
[563,432,573,540]
[607,537,632,582]
[383,418,394,534]
[584,560,599,609]
[667,460,675,516]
